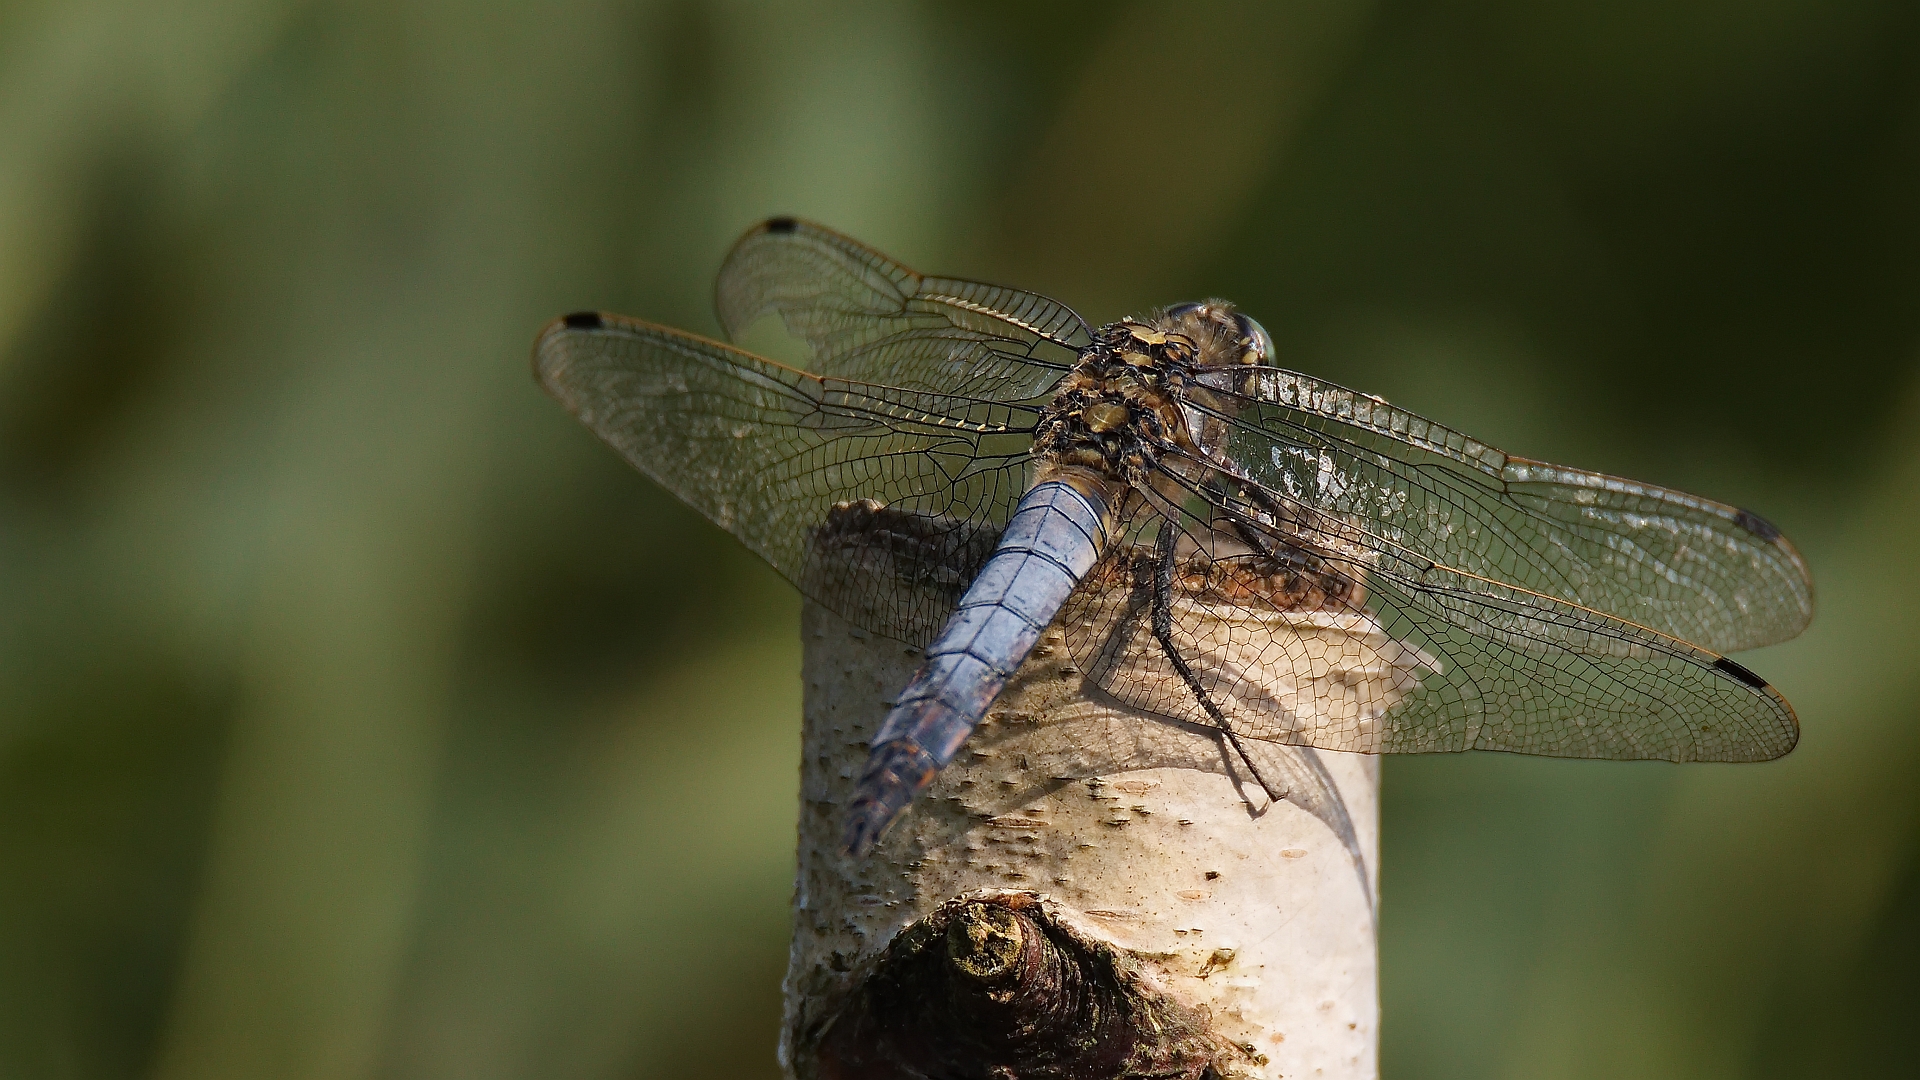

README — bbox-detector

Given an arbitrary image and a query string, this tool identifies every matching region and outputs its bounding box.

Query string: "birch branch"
[784,594,1398,1079]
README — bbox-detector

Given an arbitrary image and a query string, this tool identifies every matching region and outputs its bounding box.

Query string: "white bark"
[785,599,1399,1079]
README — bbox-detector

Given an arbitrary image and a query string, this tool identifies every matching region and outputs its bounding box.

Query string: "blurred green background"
[2,1,1916,1077]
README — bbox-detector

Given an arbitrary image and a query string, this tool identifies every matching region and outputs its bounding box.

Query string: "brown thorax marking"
[1032,302,1364,613]
[1032,301,1266,488]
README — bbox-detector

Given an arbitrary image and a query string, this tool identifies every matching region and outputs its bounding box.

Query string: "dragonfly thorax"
[1031,301,1270,487]
[1032,326,1186,484]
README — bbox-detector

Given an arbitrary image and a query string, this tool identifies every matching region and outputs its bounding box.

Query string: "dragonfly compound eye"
[1084,401,1131,432]
[1234,313,1275,365]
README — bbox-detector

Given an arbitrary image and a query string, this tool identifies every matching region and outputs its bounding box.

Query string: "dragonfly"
[535,217,1813,857]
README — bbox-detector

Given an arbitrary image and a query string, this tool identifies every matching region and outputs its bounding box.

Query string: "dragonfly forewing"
[535,311,1039,646]
[715,218,1086,399]
[1189,367,1813,654]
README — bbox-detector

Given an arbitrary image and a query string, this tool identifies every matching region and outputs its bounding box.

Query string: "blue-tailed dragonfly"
[535,218,1812,856]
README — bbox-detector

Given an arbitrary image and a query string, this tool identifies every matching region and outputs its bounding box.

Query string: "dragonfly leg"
[1149,519,1286,805]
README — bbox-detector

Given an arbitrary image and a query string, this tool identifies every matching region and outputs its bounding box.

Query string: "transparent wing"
[714,217,1089,399]
[1061,501,1798,763]
[535,312,1037,645]
[1180,366,1813,654]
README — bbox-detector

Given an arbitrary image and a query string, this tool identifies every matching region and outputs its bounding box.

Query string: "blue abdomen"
[842,480,1108,855]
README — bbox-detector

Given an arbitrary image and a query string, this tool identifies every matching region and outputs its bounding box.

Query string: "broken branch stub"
[816,894,1220,1079]
[787,530,1414,1079]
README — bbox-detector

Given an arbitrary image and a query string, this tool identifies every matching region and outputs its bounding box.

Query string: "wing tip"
[532,310,606,349]
[531,311,607,389]
[1723,506,1816,640]
[1712,655,1768,690]
[1708,655,1801,761]
[1732,506,1782,543]
[716,216,813,337]
[738,214,810,244]
[1738,506,1817,638]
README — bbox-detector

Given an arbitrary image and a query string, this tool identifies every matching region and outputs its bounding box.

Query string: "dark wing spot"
[1713,656,1768,690]
[562,311,602,330]
[1733,507,1782,542]
[765,216,798,233]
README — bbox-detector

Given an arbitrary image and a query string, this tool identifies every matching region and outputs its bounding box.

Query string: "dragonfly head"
[1159,300,1274,368]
